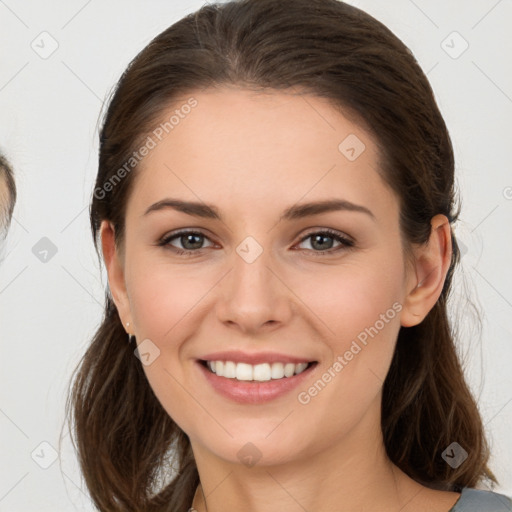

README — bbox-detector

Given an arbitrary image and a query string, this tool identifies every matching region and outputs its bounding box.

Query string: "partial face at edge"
[0,171,13,239]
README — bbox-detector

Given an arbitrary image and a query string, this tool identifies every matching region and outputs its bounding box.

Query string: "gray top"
[449,488,512,511]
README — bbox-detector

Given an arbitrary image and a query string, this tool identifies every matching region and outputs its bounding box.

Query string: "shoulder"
[450,487,512,512]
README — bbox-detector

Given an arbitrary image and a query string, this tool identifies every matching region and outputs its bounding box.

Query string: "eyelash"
[157,228,355,257]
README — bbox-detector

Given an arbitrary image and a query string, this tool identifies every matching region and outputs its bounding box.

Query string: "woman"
[65,0,512,511]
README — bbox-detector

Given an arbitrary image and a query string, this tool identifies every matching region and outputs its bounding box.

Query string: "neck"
[189,405,427,512]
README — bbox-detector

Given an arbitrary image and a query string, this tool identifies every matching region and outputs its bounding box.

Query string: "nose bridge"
[231,234,276,304]
[216,233,291,330]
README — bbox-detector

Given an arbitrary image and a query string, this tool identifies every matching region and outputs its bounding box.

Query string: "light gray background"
[0,0,511,510]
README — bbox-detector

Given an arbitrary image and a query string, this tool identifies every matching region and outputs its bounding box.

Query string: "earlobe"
[400,215,452,328]
[99,220,132,331]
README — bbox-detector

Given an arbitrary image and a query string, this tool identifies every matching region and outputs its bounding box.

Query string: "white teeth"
[295,362,308,374]
[284,363,295,377]
[224,361,236,378]
[271,363,285,379]
[205,360,311,381]
[253,363,271,381]
[236,362,253,381]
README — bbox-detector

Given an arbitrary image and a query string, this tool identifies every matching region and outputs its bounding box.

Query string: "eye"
[294,228,354,255]
[158,230,215,255]
[157,228,355,257]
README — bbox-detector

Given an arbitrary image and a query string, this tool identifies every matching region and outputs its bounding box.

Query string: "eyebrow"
[143,198,375,221]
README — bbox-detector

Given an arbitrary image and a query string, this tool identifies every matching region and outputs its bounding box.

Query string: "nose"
[215,243,294,334]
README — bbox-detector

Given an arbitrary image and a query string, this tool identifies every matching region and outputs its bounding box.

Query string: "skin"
[101,87,460,512]
[0,173,13,238]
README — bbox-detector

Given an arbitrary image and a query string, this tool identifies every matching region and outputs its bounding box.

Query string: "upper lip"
[199,350,316,365]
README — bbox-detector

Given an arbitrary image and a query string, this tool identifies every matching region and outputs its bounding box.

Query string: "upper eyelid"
[161,227,353,247]
[161,230,216,248]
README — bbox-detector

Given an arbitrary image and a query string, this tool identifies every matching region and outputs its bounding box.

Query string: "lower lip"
[196,361,318,404]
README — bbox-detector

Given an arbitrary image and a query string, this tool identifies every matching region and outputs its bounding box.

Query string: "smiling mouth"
[199,359,318,382]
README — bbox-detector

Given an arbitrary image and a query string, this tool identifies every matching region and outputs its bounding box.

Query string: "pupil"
[312,234,333,250]
[183,234,203,250]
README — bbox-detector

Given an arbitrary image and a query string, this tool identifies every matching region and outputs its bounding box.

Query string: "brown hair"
[64,0,497,510]
[0,152,16,237]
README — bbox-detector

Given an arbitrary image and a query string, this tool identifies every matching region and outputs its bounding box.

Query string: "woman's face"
[104,87,424,467]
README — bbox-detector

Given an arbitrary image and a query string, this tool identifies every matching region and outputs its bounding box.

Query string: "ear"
[99,220,133,333]
[400,214,453,327]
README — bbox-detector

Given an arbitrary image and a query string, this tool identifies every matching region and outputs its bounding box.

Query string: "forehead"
[128,86,397,223]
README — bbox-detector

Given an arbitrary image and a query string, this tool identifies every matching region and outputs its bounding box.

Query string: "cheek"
[293,257,405,348]
[126,262,213,430]
[288,260,404,439]
[290,257,404,402]
[126,259,220,423]
[128,259,215,340]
